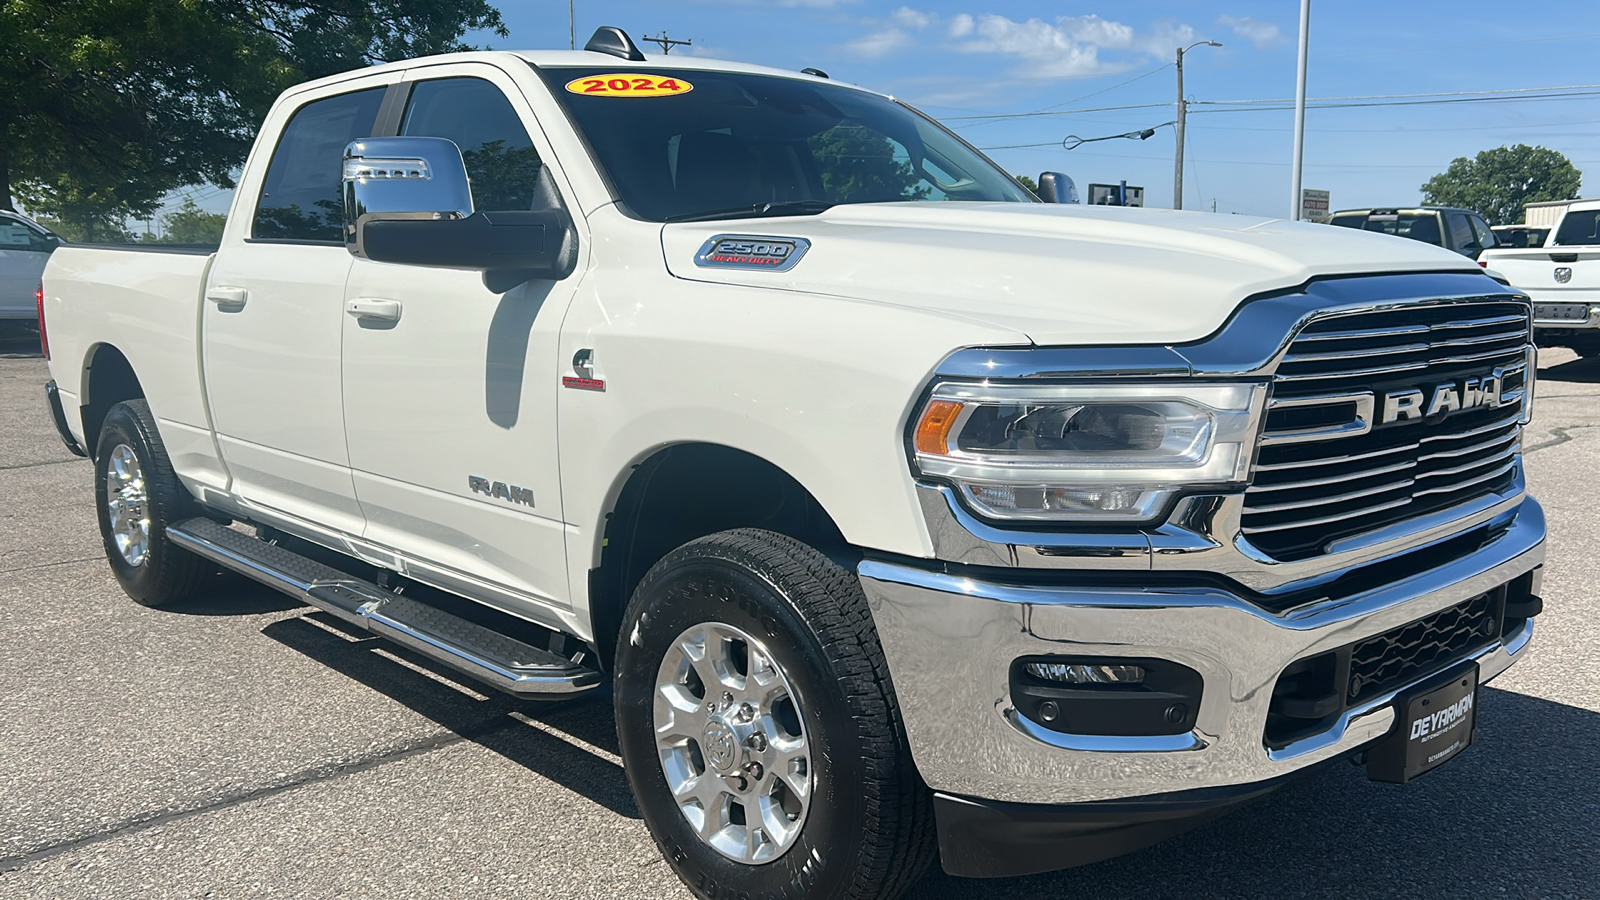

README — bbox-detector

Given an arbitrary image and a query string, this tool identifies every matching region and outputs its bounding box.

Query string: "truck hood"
[660,202,1484,345]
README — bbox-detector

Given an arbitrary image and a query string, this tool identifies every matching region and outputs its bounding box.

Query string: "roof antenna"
[584,26,646,61]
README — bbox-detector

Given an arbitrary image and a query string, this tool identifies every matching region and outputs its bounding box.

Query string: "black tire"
[93,399,211,608]
[615,529,936,900]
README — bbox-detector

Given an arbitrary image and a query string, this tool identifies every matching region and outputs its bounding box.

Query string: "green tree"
[1420,144,1582,226]
[1014,174,1039,197]
[1,0,506,239]
[152,197,227,244]
[808,126,929,203]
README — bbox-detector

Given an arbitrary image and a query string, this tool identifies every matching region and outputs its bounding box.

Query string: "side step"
[167,518,603,696]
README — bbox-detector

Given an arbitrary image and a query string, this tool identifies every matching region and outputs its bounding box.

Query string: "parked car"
[1491,224,1550,250]
[1330,207,1498,259]
[0,210,61,324]
[39,28,1545,899]
[1480,199,1600,354]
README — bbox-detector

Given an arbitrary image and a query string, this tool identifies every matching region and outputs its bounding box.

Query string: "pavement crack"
[0,719,519,872]
[1523,424,1600,456]
[0,457,87,471]
[0,555,103,574]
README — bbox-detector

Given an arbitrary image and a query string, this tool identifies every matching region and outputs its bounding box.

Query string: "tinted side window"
[254,88,386,242]
[1469,215,1496,248]
[401,78,542,212]
[1446,212,1476,253]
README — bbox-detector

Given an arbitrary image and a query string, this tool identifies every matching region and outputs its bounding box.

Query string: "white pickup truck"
[1480,199,1600,354]
[40,28,1546,899]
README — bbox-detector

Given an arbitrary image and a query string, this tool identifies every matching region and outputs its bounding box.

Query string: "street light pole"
[1173,40,1221,211]
[569,0,575,50]
[1290,0,1311,219]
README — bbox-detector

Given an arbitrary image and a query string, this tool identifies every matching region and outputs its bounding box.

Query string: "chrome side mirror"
[1037,172,1079,204]
[342,137,474,257]
[341,136,577,290]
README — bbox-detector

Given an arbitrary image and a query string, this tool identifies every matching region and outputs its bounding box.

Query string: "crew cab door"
[340,65,582,617]
[202,76,395,536]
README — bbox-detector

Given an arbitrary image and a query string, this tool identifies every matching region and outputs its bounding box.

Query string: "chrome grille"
[1243,300,1531,561]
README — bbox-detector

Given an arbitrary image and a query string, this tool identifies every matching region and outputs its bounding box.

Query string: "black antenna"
[641,32,692,55]
[584,26,646,61]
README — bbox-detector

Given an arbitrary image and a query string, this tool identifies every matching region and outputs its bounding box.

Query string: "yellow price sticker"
[564,74,694,98]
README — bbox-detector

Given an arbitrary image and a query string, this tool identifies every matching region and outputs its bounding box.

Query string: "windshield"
[539,66,1034,222]
[1553,210,1600,246]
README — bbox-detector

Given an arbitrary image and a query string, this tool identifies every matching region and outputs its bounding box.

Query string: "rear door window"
[400,77,543,212]
[253,88,387,242]
[1446,212,1477,254]
[1469,215,1496,249]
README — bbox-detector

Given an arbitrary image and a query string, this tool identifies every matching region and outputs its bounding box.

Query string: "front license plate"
[1534,302,1589,322]
[1368,662,1478,784]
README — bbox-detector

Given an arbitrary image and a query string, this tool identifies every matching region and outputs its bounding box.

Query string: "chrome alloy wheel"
[105,443,151,567]
[653,621,812,864]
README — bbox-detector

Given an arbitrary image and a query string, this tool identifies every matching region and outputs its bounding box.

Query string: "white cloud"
[891,6,933,29]
[947,14,1194,78]
[839,10,1201,76]
[844,28,915,58]
[1217,14,1283,47]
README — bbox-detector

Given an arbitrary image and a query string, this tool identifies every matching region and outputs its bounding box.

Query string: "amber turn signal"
[914,399,964,455]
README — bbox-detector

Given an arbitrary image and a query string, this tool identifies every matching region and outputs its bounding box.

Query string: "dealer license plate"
[1367,662,1478,784]
[1534,303,1589,322]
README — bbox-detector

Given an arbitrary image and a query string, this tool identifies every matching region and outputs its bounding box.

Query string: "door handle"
[206,286,248,308]
[345,297,403,322]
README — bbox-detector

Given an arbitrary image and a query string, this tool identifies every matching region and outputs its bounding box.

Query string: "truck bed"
[42,244,217,471]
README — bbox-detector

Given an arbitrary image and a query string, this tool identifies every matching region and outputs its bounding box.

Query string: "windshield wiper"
[665,200,835,224]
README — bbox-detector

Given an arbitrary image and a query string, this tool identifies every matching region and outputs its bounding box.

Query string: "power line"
[1197,83,1600,106]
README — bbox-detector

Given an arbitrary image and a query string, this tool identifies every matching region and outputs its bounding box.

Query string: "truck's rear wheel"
[614,529,935,900]
[94,399,211,608]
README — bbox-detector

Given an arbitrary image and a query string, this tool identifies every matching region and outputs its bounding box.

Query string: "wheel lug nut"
[722,692,735,706]
[746,733,767,752]
[738,702,754,722]
[744,762,764,781]
[727,774,748,791]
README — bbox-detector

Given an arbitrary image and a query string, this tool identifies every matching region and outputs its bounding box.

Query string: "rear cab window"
[0,215,57,253]
[1553,210,1600,246]
[1363,212,1443,247]
[253,88,387,242]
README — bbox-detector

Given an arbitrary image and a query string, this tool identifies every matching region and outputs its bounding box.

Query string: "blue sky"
[172,1,1599,222]
[482,0,1599,217]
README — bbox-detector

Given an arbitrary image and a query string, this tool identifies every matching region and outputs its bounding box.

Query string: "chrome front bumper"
[859,496,1544,805]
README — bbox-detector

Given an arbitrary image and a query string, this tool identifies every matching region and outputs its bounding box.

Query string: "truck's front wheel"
[615,529,935,900]
[94,399,211,607]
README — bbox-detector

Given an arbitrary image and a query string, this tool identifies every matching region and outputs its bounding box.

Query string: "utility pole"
[1173,40,1222,211]
[1290,0,1311,219]
[569,0,575,50]
[642,32,692,54]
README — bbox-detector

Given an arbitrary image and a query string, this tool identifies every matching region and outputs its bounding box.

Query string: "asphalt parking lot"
[2,324,1598,899]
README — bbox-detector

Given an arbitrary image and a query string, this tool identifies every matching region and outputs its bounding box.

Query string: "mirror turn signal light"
[914,399,964,455]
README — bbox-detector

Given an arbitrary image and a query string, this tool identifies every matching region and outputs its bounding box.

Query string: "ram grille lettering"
[468,475,535,507]
[1380,374,1501,425]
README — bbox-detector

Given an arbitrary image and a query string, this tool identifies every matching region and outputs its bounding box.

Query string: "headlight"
[912,382,1266,522]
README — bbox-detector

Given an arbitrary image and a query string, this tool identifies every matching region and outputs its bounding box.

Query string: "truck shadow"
[1538,354,1600,384]
[248,606,1600,899]
[0,324,42,358]
[913,686,1600,898]
[260,609,639,819]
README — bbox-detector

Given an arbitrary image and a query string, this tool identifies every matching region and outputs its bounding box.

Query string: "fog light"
[1024,662,1146,685]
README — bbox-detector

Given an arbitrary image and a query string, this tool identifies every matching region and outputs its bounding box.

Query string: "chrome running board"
[167,517,602,696]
